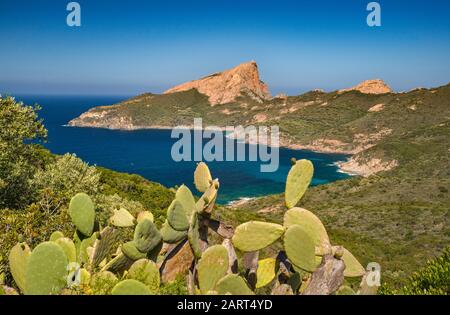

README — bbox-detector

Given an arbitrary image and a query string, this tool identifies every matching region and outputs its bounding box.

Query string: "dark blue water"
[16,95,351,204]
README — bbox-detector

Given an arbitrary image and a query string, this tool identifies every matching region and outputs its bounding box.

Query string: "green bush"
[0,96,47,209]
[400,247,449,295]
[32,153,100,213]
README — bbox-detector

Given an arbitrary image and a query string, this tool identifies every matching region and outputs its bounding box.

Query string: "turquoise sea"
[16,95,351,204]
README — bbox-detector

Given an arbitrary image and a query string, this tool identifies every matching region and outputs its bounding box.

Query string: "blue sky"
[0,0,449,95]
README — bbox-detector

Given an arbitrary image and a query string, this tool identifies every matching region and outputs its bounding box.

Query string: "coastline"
[66,122,364,177]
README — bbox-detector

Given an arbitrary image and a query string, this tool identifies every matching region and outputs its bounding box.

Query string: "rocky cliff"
[164,61,271,105]
[339,79,393,94]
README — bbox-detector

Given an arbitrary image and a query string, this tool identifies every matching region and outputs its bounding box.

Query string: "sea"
[15,95,351,204]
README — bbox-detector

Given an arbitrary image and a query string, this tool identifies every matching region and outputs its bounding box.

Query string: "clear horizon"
[1,0,449,96]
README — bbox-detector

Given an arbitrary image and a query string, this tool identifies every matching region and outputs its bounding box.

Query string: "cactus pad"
[215,274,254,295]
[25,242,69,295]
[283,207,330,253]
[54,237,77,263]
[167,199,190,231]
[197,245,229,294]
[176,184,196,217]
[188,211,202,258]
[232,221,285,252]
[111,279,151,295]
[110,208,135,227]
[341,248,365,277]
[133,219,162,253]
[256,258,277,289]
[285,159,314,209]
[68,193,95,236]
[137,211,154,223]
[284,225,316,272]
[49,231,64,242]
[8,242,31,293]
[127,259,160,293]
[194,162,212,192]
[121,242,147,261]
[160,220,188,244]
[196,179,219,214]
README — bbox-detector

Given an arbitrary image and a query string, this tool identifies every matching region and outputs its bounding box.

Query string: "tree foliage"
[0,96,47,209]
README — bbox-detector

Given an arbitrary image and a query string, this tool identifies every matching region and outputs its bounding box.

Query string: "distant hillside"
[68,62,450,177]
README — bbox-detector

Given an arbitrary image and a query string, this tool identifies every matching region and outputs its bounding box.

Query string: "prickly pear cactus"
[54,237,77,263]
[110,208,135,227]
[194,162,212,193]
[256,258,277,289]
[69,193,95,236]
[188,211,202,259]
[25,242,69,295]
[127,259,160,293]
[160,220,188,244]
[78,232,98,265]
[285,159,314,209]
[197,245,229,294]
[175,184,196,217]
[102,253,134,274]
[133,219,162,253]
[341,248,365,277]
[49,231,64,242]
[137,211,154,223]
[196,179,219,214]
[232,221,285,252]
[111,279,152,295]
[283,207,330,254]
[284,225,316,272]
[167,199,190,231]
[8,242,31,293]
[215,274,254,295]
[121,242,147,261]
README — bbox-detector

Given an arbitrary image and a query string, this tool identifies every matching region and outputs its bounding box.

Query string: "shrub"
[0,96,47,209]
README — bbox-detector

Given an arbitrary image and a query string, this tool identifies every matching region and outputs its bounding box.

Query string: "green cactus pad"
[188,211,202,259]
[160,220,188,244]
[137,211,154,223]
[110,208,135,227]
[284,159,314,209]
[111,279,151,295]
[133,219,162,253]
[127,259,160,293]
[49,231,64,242]
[121,242,147,261]
[69,193,96,236]
[167,199,190,231]
[284,225,316,272]
[256,258,277,289]
[90,271,118,295]
[197,245,229,294]
[25,242,69,295]
[78,232,98,265]
[176,184,196,217]
[54,237,77,263]
[283,207,330,253]
[8,242,31,293]
[341,248,365,277]
[195,179,219,214]
[336,285,356,295]
[194,162,212,193]
[232,221,285,252]
[215,274,254,295]
[102,253,134,274]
